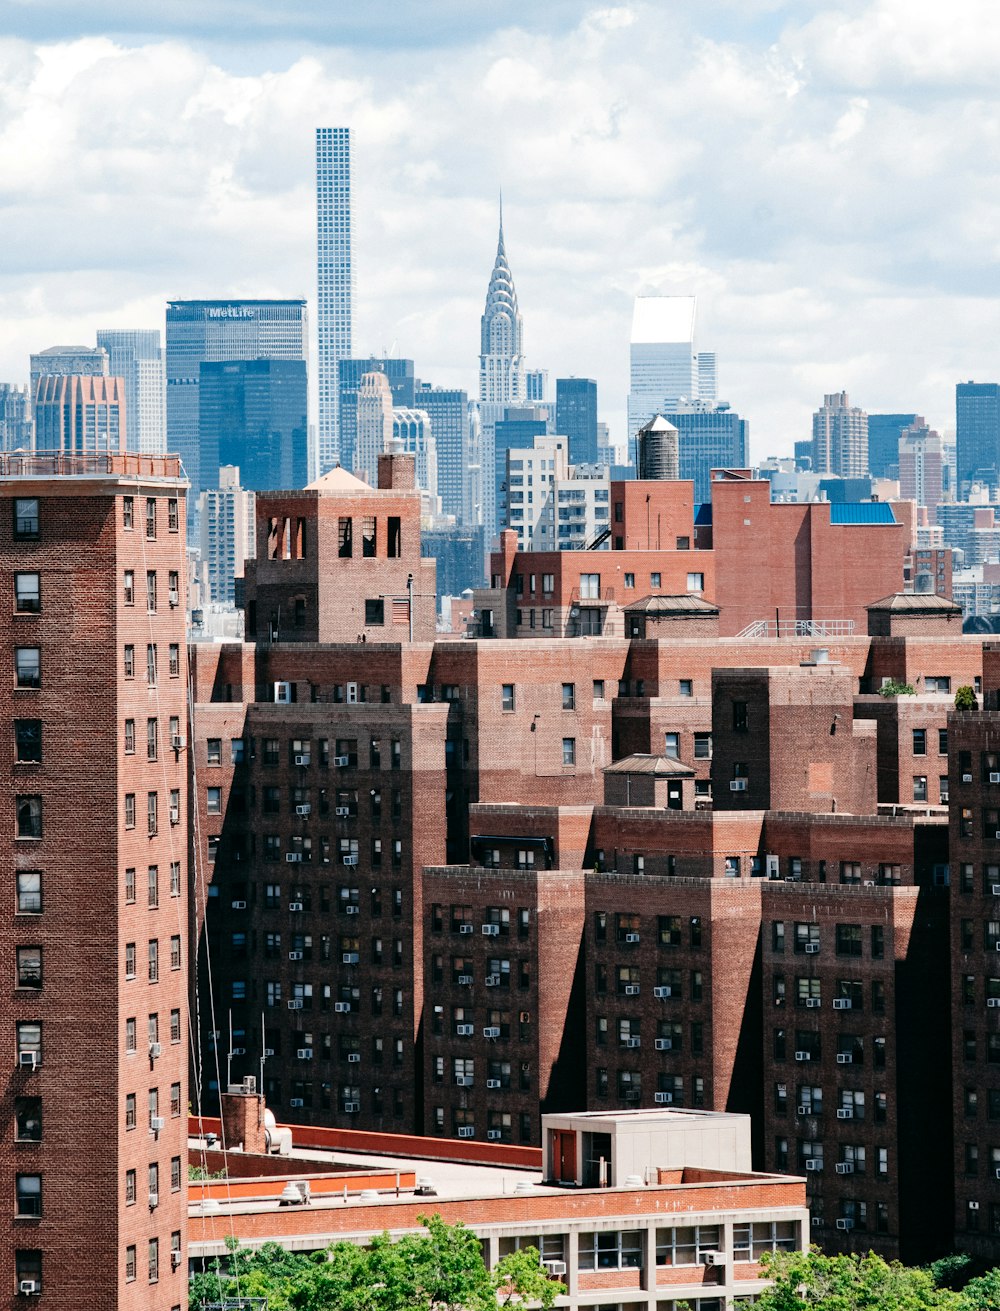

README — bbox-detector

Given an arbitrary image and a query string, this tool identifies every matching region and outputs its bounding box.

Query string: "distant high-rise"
[199,465,256,605]
[198,358,308,495]
[868,413,918,479]
[338,358,416,475]
[811,391,868,479]
[316,127,353,474]
[628,296,714,448]
[0,383,32,452]
[34,375,125,453]
[165,299,307,504]
[29,345,108,407]
[354,371,394,486]
[415,383,470,523]
[525,369,548,403]
[898,419,943,509]
[957,382,1000,494]
[479,203,525,409]
[96,329,166,454]
[663,401,749,502]
[392,407,438,511]
[556,377,598,466]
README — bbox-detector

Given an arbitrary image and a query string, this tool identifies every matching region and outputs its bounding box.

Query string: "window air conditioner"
[797,1105,810,1116]
[835,1163,854,1174]
[988,998,1000,1008]
[833,998,852,1009]
[290,1098,304,1108]
[805,943,820,954]
[19,1282,39,1295]
[296,804,311,816]
[487,1129,502,1140]
[702,1251,725,1266]
[730,779,748,792]
[963,773,973,782]
[296,1049,313,1060]
[805,998,820,1008]
[18,1051,37,1070]
[625,984,640,996]
[171,1251,182,1268]
[455,1076,472,1087]
[655,1039,672,1051]
[149,1042,161,1059]
[342,855,358,866]
[654,986,671,998]
[459,923,473,934]
[342,952,359,964]
[456,1024,473,1036]
[811,1218,823,1229]
[457,974,473,985]
[836,1053,853,1063]
[794,1051,811,1061]
[231,900,247,910]
[482,924,499,935]
[654,1092,672,1104]
[231,1048,246,1057]
[286,853,302,864]
[346,904,359,914]
[487,1078,501,1088]
[626,1037,641,1048]
[483,1027,500,1038]
[836,1108,854,1119]
[171,734,185,750]
[544,1261,567,1277]
[625,932,640,943]
[334,755,350,767]
[335,807,351,817]
[348,1052,361,1063]
[836,1219,854,1231]
[991,773,1000,784]
[289,901,304,911]
[804,1159,821,1170]
[148,1192,159,1207]
[150,1116,165,1132]
[288,951,303,961]
[458,1126,474,1137]
[344,1102,360,1112]
[334,1002,351,1013]
[274,682,292,703]
[288,1000,303,1010]
[486,974,501,986]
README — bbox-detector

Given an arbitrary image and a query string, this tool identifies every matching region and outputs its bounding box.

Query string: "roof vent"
[810,648,830,664]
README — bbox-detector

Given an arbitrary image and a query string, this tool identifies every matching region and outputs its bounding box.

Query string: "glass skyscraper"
[663,402,749,503]
[198,359,308,495]
[556,377,598,466]
[316,127,353,474]
[957,382,1000,493]
[96,329,166,455]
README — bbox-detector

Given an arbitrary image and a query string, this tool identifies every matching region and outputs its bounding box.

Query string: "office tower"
[33,376,125,453]
[338,358,416,476]
[415,383,470,523]
[525,369,548,402]
[811,391,868,478]
[465,401,484,528]
[480,204,526,537]
[0,383,32,452]
[556,377,599,466]
[97,330,166,455]
[663,400,750,502]
[392,407,438,511]
[354,371,394,487]
[198,359,308,496]
[29,345,108,407]
[867,413,918,479]
[627,295,702,449]
[494,406,549,533]
[898,420,944,508]
[316,126,353,474]
[696,351,717,402]
[199,465,256,605]
[957,381,1000,494]
[0,453,188,1306]
[165,299,307,507]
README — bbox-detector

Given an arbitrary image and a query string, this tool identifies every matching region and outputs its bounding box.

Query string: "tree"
[753,1250,963,1311]
[492,1244,564,1310]
[962,1268,1000,1311]
[955,685,979,712]
[879,679,916,698]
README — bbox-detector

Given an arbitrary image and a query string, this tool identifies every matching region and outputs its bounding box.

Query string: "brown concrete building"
[0,453,188,1308]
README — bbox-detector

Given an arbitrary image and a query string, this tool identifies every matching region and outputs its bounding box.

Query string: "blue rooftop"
[829,502,897,525]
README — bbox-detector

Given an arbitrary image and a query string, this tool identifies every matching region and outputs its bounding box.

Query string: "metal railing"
[735,618,856,639]
[0,452,184,479]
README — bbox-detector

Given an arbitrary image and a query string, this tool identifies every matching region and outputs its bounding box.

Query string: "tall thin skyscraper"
[556,377,598,466]
[96,329,166,454]
[479,200,526,537]
[0,383,31,452]
[316,127,354,474]
[956,382,1000,493]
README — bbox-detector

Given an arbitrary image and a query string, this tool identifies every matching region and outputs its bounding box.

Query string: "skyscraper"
[338,357,416,476]
[479,202,526,538]
[392,407,438,511]
[415,383,470,524]
[956,381,1000,493]
[898,419,943,509]
[868,413,918,479]
[627,296,714,449]
[199,465,256,605]
[0,383,31,452]
[525,369,548,402]
[29,345,108,406]
[96,329,166,455]
[165,299,307,504]
[354,371,394,487]
[316,127,353,474]
[198,358,308,495]
[811,391,869,479]
[33,376,125,454]
[556,377,598,466]
[663,400,750,502]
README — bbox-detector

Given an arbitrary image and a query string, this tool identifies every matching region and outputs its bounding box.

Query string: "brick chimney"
[219,1085,268,1154]
[377,450,416,491]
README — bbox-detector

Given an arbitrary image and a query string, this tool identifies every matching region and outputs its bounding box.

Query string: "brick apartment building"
[0,454,188,1308]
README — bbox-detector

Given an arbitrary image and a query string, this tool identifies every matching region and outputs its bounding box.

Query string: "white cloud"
[0,2,998,458]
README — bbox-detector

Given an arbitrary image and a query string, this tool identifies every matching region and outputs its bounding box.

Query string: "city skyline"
[1,3,998,455]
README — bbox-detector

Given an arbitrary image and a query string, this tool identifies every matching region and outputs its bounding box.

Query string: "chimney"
[219,1081,268,1154]
[377,449,416,491]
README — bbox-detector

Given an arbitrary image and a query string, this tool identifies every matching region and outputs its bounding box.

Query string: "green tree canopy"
[754,1250,963,1311]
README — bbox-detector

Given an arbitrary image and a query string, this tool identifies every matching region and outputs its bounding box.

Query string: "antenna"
[259,1013,266,1098]
[226,1009,233,1090]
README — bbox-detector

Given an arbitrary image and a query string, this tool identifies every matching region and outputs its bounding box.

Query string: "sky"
[2,0,999,456]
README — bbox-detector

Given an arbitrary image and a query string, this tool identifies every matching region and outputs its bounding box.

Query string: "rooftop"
[604,753,695,778]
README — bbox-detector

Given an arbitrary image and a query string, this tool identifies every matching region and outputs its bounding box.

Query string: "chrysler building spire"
[479,196,525,406]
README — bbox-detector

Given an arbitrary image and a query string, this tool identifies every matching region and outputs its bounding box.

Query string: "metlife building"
[165,299,308,508]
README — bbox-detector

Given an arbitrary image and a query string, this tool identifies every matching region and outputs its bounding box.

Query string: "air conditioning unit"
[702,1251,725,1266]
[263,1048,275,1057]
[335,807,351,817]
[296,804,311,816]
[231,1048,246,1057]
[994,832,1000,842]
[346,904,359,915]
[168,588,180,607]
[805,943,820,954]
[654,1092,672,1104]
[290,1098,304,1108]
[795,1051,811,1061]
[150,1116,165,1132]
[19,1281,39,1295]
[805,997,820,1008]
[487,1129,502,1140]
[963,773,973,783]
[482,924,499,936]
[458,974,473,986]
[624,984,640,996]
[993,885,1000,897]
[766,854,780,878]
[970,1201,981,1210]
[544,1261,567,1277]
[836,1053,853,1063]
[991,773,1000,784]
[149,1042,161,1058]
[459,923,473,935]
[289,901,304,911]
[285,853,302,864]
[625,932,640,943]
[835,1163,854,1174]
[342,952,359,965]
[344,1102,360,1113]
[988,998,1000,1008]
[811,1218,823,1229]
[863,880,875,887]
[288,950,303,961]
[836,1219,854,1231]
[455,1076,472,1087]
[626,1037,641,1048]
[171,734,185,750]
[231,900,247,910]
[797,1105,810,1116]
[653,986,671,999]
[149,1191,159,1207]
[171,1250,182,1268]
[288,1000,303,1010]
[334,1002,351,1013]
[833,998,852,1010]
[804,1159,822,1171]
[655,1038,673,1051]
[294,755,310,767]
[456,1024,474,1036]
[274,681,292,703]
[18,1052,37,1070]
[836,1108,854,1120]
[458,1126,474,1137]
[296,1048,313,1060]
[486,974,501,986]
[730,779,748,792]
[342,855,358,866]
[486,1078,501,1088]
[334,755,351,767]
[346,683,359,702]
[483,1027,500,1038]
[170,804,180,823]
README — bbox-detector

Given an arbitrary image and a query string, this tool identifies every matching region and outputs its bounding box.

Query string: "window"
[562,738,576,766]
[124,645,134,678]
[939,728,948,755]
[206,787,222,815]
[15,1098,41,1142]
[913,776,928,802]
[16,1174,41,1217]
[15,720,41,764]
[837,924,863,957]
[694,732,712,759]
[562,683,575,710]
[16,796,41,839]
[168,497,178,531]
[149,1237,159,1283]
[146,644,157,685]
[14,497,39,538]
[687,572,704,592]
[502,684,515,712]
[17,872,41,914]
[145,498,156,539]
[732,700,748,732]
[146,717,158,762]
[148,940,158,983]
[170,936,181,970]
[624,572,635,588]
[122,495,134,529]
[146,571,157,611]
[168,644,179,677]
[679,679,693,697]
[14,573,40,612]
[579,572,600,599]
[15,647,40,688]
[147,792,158,836]
[125,1243,136,1280]
[578,1230,643,1270]
[365,598,385,625]
[912,728,926,756]
[16,947,41,989]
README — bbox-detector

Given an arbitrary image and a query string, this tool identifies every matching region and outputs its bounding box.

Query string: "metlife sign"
[205,306,256,319]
